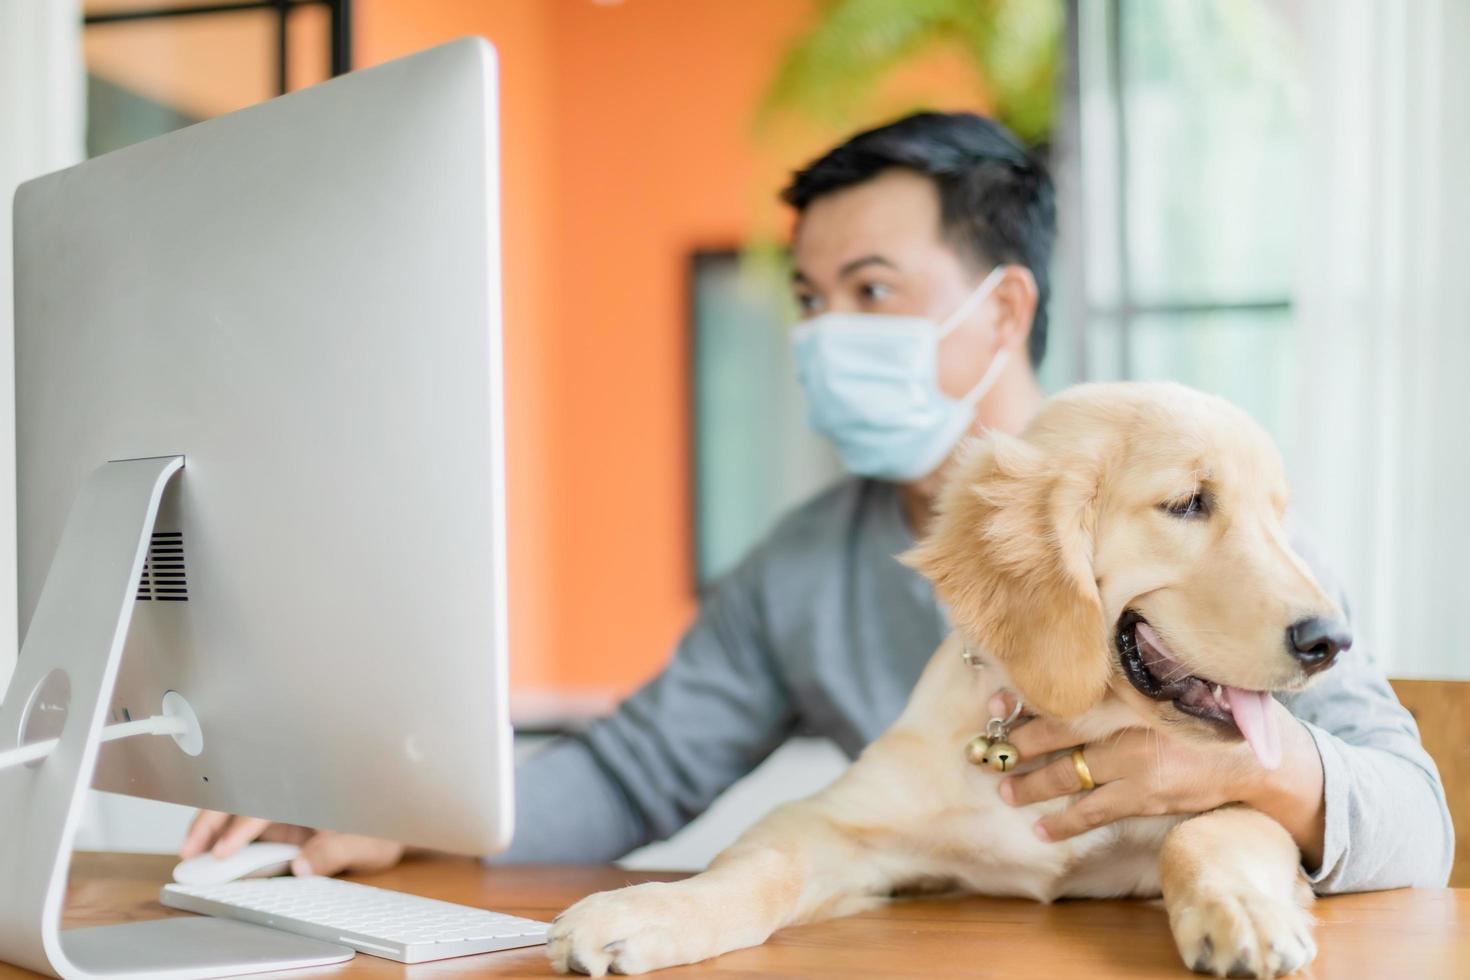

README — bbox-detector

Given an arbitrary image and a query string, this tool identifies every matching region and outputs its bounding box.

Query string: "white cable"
[0,714,189,772]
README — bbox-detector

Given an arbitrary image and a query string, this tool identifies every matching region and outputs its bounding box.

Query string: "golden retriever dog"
[548,382,1348,978]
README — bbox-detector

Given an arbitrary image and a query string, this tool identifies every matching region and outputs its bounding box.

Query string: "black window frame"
[83,0,353,98]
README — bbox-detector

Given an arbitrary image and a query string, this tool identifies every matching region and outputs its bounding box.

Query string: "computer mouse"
[172,841,302,886]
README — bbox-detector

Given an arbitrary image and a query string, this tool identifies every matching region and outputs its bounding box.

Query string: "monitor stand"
[0,456,353,979]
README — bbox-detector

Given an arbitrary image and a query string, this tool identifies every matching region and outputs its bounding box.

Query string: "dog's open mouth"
[1115,611,1282,769]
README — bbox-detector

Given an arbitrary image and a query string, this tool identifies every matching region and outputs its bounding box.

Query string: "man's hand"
[987,692,1327,868]
[180,810,406,877]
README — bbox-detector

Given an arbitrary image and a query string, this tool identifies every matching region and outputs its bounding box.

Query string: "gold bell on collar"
[964,703,1025,772]
[980,740,1020,772]
[964,735,991,767]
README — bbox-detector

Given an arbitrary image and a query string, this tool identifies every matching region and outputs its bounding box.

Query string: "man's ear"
[902,434,1110,718]
[990,265,1039,354]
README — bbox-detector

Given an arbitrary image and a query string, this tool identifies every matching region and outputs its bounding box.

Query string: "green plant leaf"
[757,0,1062,146]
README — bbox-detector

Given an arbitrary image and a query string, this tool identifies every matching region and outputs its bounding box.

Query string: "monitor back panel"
[12,38,512,855]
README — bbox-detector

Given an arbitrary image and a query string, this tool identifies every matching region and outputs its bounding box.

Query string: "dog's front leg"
[547,800,896,976]
[1160,805,1316,978]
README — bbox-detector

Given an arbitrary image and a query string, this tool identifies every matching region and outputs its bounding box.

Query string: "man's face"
[789,168,999,403]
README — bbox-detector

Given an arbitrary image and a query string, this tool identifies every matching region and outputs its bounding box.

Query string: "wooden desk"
[4,853,1466,978]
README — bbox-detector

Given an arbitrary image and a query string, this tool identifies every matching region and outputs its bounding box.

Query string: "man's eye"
[795,293,822,315]
[1160,492,1210,519]
[859,282,893,302]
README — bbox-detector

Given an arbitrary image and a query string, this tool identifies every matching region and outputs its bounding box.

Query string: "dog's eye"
[1161,492,1209,519]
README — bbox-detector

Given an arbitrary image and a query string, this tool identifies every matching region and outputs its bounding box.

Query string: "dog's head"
[904,382,1348,766]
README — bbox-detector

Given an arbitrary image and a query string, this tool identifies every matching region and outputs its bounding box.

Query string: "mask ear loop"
[933,264,1014,409]
[935,264,1010,338]
[958,348,1010,408]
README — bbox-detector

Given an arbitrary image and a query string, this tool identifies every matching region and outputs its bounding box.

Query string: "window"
[1066,0,1303,459]
[83,0,351,157]
[689,251,841,589]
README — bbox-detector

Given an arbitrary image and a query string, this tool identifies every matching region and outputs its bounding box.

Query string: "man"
[184,112,1452,892]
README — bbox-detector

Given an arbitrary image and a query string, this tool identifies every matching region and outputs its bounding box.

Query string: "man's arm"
[1277,641,1454,893]
[1276,528,1455,893]
[492,550,797,863]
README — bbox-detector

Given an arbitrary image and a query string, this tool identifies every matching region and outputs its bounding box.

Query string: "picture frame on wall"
[688,249,841,592]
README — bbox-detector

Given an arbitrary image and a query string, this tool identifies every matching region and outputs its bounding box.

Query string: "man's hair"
[782,111,1056,368]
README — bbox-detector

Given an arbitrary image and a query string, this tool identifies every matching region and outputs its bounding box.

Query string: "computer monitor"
[0,38,512,978]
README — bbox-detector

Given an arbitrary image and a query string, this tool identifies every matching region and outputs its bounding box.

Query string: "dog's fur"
[548,382,1340,978]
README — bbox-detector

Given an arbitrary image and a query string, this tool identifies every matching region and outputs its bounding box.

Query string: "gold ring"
[1071,747,1096,791]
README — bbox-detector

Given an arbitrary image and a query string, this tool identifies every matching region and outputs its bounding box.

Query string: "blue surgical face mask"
[792,265,1011,482]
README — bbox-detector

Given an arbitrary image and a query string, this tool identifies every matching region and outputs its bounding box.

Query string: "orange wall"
[359,0,988,697]
[359,2,563,692]
[362,0,826,696]
[545,0,817,692]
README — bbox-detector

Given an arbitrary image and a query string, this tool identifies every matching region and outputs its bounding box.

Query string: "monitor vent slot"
[137,530,188,602]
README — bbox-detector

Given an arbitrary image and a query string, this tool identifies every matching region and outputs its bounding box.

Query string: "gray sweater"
[501,478,1454,893]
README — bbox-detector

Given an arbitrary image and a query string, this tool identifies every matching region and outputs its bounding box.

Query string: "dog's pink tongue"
[1225,687,1281,770]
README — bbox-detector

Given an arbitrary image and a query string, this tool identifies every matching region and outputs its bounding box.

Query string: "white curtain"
[1292,0,1470,678]
[0,0,85,695]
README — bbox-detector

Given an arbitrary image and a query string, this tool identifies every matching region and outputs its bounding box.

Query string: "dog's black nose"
[1287,616,1352,672]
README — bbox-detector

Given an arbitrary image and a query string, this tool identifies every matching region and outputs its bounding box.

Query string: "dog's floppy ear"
[903,434,1110,718]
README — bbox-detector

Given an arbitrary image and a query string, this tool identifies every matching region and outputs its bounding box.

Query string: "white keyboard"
[161,876,550,964]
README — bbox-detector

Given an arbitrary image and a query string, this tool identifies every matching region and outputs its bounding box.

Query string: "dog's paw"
[1167,881,1316,978]
[547,881,712,976]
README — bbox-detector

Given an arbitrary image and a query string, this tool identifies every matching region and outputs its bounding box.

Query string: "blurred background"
[1,0,1465,863]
